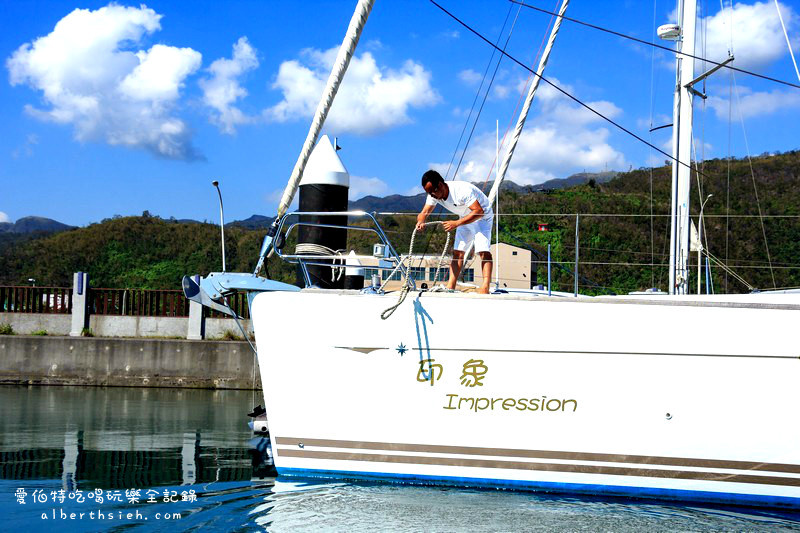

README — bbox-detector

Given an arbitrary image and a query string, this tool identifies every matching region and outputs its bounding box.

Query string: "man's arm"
[442,200,483,232]
[416,203,436,231]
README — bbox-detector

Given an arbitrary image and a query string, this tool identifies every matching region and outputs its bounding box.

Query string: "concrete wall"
[89,315,188,338]
[0,335,260,390]
[0,312,71,335]
[206,318,253,339]
[0,312,252,340]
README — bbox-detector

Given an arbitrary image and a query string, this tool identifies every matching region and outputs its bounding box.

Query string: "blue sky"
[2,0,799,226]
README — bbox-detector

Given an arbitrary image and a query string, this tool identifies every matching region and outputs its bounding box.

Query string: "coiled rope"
[381,222,451,320]
[295,243,346,282]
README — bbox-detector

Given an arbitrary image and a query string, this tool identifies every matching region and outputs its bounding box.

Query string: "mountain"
[348,172,618,212]
[2,154,798,294]
[229,214,274,230]
[0,216,75,234]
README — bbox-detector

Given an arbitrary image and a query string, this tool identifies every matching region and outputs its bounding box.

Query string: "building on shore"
[360,243,533,291]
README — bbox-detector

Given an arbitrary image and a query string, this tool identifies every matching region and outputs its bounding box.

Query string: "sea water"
[2,385,799,532]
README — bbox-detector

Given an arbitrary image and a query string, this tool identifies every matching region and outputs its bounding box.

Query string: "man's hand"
[442,219,460,232]
[415,221,426,232]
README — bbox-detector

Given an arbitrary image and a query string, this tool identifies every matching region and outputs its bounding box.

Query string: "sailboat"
[184,0,800,508]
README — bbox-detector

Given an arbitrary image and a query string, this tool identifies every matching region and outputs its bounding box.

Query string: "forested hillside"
[2,151,798,294]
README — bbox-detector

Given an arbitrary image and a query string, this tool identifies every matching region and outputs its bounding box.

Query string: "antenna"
[212,180,226,272]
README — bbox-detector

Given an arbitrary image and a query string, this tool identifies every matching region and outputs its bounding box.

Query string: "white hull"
[252,289,800,507]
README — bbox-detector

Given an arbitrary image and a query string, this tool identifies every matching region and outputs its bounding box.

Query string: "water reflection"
[2,385,799,531]
[0,386,262,490]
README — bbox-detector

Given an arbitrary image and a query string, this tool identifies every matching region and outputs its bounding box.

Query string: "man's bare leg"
[447,250,465,290]
[478,251,493,294]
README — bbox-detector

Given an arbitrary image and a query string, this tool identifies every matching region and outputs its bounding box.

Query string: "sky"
[1,0,800,226]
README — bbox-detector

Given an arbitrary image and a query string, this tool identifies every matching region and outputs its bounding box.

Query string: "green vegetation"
[218,329,244,341]
[81,327,94,337]
[31,329,48,336]
[0,323,14,335]
[1,151,798,295]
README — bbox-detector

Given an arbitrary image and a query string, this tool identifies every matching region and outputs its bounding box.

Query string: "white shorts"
[454,217,493,253]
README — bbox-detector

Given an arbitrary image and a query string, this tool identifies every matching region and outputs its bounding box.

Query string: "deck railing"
[0,286,72,314]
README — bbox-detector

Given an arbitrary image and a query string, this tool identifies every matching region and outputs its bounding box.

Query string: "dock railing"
[0,286,72,314]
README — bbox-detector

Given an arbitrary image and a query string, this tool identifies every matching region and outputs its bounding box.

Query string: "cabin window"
[462,269,475,282]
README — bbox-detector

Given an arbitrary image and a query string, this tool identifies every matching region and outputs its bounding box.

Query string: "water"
[2,385,799,531]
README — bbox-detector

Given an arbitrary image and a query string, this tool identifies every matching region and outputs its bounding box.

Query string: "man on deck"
[416,170,494,294]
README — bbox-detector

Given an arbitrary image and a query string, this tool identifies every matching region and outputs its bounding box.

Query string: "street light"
[698,194,713,295]
[212,180,226,272]
[27,278,36,287]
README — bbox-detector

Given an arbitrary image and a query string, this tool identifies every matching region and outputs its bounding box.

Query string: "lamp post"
[212,180,226,272]
[27,278,36,287]
[698,193,713,295]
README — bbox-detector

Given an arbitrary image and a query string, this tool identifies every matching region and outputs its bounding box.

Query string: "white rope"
[275,0,375,220]
[487,0,570,206]
[774,0,800,83]
[380,222,451,320]
[296,243,347,282]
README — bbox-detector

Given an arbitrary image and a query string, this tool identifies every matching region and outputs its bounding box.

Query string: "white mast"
[667,0,696,295]
[487,0,570,206]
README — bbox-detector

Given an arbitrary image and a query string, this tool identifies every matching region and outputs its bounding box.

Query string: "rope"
[381,222,451,320]
[295,243,347,282]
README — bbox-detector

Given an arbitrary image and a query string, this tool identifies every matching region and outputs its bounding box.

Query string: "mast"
[487,0,570,206]
[667,0,696,295]
[254,0,375,273]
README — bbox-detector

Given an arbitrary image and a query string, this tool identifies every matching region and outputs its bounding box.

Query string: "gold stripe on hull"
[274,437,800,486]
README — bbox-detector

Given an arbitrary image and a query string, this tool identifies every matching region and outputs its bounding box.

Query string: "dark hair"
[421,169,444,188]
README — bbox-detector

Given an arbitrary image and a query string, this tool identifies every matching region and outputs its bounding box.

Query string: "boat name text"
[443,394,578,413]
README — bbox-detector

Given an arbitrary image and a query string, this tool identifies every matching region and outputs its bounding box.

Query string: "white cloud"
[266,47,439,135]
[6,4,202,159]
[708,85,800,119]
[0,212,10,223]
[11,133,38,159]
[349,175,390,200]
[458,69,481,85]
[200,37,259,134]
[432,78,628,185]
[700,1,797,69]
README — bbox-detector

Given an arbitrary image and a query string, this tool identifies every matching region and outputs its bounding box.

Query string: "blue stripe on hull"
[276,467,800,510]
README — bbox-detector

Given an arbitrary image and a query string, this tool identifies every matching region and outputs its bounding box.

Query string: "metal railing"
[0,286,72,314]
[91,288,190,317]
[274,210,409,289]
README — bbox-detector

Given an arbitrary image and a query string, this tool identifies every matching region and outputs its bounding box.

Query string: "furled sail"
[275,0,375,219]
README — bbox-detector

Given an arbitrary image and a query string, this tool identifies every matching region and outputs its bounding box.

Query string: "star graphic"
[396,343,408,356]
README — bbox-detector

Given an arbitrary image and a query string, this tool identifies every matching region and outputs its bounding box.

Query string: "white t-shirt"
[425,181,493,221]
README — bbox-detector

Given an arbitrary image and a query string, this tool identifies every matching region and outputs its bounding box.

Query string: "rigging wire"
[774,0,800,83]
[724,0,733,292]
[444,2,516,180]
[731,70,777,288]
[647,0,658,288]
[452,3,524,181]
[429,0,711,179]
[509,0,800,90]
